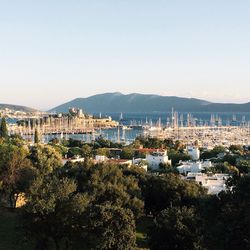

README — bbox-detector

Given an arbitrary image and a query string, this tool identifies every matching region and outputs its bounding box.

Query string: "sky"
[0,0,250,110]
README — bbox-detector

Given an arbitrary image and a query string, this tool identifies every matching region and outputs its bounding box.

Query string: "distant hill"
[50,93,250,113]
[0,103,37,112]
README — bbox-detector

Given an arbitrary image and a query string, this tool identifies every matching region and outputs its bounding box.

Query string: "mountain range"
[0,104,37,112]
[49,93,250,113]
[1,93,250,113]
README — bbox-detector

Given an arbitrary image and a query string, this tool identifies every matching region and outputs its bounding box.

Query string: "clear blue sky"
[0,0,249,110]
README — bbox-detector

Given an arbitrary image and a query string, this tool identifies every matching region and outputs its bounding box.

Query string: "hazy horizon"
[1,92,250,112]
[1,1,250,110]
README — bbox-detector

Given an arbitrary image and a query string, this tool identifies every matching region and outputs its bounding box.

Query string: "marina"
[6,109,250,147]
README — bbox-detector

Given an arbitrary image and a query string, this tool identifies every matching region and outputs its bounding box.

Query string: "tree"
[212,162,239,175]
[168,149,191,166]
[200,175,250,250]
[34,129,39,144]
[222,154,238,166]
[201,145,226,160]
[159,163,178,174]
[0,117,8,139]
[86,204,136,250]
[94,136,112,148]
[50,143,68,158]
[60,161,144,218]
[81,144,93,158]
[212,145,226,155]
[22,163,140,250]
[50,137,60,145]
[120,147,134,159]
[0,143,35,208]
[136,137,163,149]
[95,147,109,157]
[23,177,89,250]
[229,145,243,155]
[94,136,121,149]
[67,138,83,148]
[88,163,144,219]
[67,147,82,158]
[29,144,62,176]
[174,140,185,151]
[236,160,250,174]
[9,133,26,147]
[149,206,202,250]
[141,174,206,216]
[132,138,142,149]
[163,138,175,148]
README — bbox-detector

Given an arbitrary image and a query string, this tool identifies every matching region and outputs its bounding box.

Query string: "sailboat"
[119,112,124,121]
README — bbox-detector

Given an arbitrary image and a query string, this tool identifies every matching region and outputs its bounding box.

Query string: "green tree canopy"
[23,176,89,250]
[34,129,39,144]
[81,144,93,158]
[141,174,206,216]
[0,117,8,139]
[0,142,36,208]
[236,159,250,174]
[88,163,144,219]
[149,206,202,250]
[120,147,134,159]
[200,175,250,250]
[86,204,136,250]
[29,144,62,176]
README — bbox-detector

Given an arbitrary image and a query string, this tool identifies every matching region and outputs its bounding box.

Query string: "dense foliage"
[1,136,250,249]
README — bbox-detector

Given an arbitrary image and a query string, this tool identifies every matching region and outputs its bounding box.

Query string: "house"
[177,160,212,175]
[145,150,171,170]
[186,173,229,194]
[187,146,200,160]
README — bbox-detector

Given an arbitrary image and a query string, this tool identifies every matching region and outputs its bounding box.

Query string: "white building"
[187,146,200,160]
[186,173,229,194]
[95,155,108,163]
[146,150,171,170]
[177,160,212,175]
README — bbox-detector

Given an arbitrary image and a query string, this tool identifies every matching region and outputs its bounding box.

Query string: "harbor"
[5,108,250,147]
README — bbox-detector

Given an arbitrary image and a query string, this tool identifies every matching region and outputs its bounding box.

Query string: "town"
[1,1,250,249]
[2,107,250,198]
[1,110,250,249]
